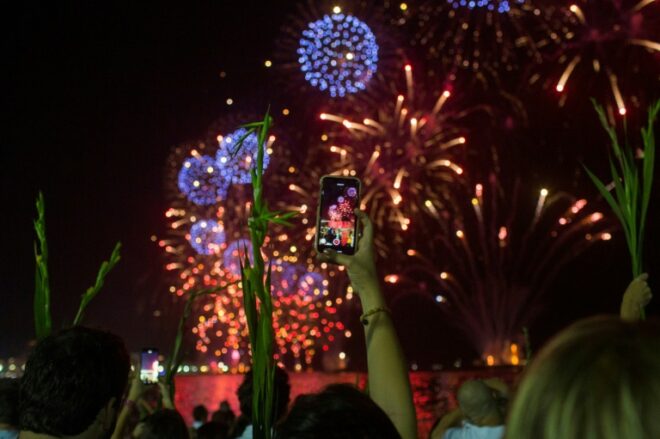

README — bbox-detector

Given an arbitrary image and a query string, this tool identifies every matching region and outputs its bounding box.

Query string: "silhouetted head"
[211,400,235,425]
[134,409,189,439]
[19,326,130,438]
[237,367,290,423]
[210,410,234,426]
[276,384,401,439]
[507,316,660,439]
[457,380,502,425]
[218,400,232,413]
[193,404,209,423]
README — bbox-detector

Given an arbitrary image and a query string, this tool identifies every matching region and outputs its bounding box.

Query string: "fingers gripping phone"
[315,176,361,255]
[140,348,159,385]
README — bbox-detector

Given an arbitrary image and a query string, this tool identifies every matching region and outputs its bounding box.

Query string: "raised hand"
[621,273,652,321]
[317,209,379,295]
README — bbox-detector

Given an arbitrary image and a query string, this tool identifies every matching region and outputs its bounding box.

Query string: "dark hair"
[276,384,401,439]
[238,367,290,422]
[218,400,232,412]
[197,421,229,439]
[193,404,209,422]
[213,400,235,424]
[0,378,19,426]
[19,326,130,436]
[138,409,189,439]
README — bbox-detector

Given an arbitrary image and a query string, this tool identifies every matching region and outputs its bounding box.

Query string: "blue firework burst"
[178,155,228,205]
[216,127,271,185]
[297,12,379,97]
[446,0,525,13]
[189,220,226,255]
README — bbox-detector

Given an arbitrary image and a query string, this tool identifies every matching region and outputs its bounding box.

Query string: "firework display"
[317,64,471,255]
[216,128,272,184]
[297,9,379,97]
[160,121,348,370]
[178,155,228,206]
[406,0,561,74]
[189,220,226,256]
[275,1,402,107]
[446,0,525,14]
[151,0,658,370]
[391,175,612,364]
[536,0,660,115]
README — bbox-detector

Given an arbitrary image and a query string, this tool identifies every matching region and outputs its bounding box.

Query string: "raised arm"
[111,374,143,439]
[319,210,417,439]
[430,408,463,439]
[620,273,652,321]
[158,381,176,410]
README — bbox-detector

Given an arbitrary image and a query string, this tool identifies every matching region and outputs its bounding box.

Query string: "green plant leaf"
[239,110,279,439]
[592,99,623,159]
[583,166,625,225]
[229,127,257,159]
[73,242,122,326]
[640,100,659,246]
[241,121,267,129]
[33,191,52,340]
[165,285,229,398]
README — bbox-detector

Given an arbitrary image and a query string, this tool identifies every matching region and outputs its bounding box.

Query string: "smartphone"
[316,176,361,255]
[140,348,159,385]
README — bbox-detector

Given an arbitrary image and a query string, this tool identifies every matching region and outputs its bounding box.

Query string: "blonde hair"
[506,316,660,439]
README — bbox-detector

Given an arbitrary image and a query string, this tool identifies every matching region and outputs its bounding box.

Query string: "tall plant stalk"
[585,99,659,320]
[33,192,122,337]
[164,285,232,400]
[33,192,52,339]
[235,111,295,439]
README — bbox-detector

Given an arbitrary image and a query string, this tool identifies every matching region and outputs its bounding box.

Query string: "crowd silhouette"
[1,210,656,439]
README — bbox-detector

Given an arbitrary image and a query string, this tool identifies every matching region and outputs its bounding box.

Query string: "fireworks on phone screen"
[318,183,359,253]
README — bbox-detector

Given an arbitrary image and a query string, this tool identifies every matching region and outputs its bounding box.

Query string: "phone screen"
[316,176,361,255]
[140,348,159,384]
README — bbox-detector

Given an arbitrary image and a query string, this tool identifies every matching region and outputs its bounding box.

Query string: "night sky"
[2,1,658,367]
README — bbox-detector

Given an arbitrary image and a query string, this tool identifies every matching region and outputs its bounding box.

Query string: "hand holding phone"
[315,176,361,255]
[316,177,379,294]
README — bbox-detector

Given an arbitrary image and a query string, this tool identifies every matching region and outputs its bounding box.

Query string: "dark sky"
[1,1,295,357]
[2,1,658,366]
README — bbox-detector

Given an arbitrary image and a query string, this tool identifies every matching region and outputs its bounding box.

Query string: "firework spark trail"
[391,175,613,364]
[318,64,477,256]
[537,0,660,115]
[403,0,562,77]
